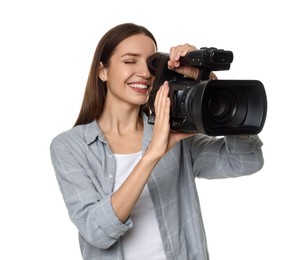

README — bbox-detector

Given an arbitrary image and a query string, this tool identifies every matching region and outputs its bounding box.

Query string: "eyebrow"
[120,53,141,58]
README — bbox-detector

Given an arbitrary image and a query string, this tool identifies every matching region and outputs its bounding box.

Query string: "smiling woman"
[50,22,264,260]
[98,34,155,104]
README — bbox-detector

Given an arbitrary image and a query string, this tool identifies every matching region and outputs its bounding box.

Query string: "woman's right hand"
[145,81,196,162]
[145,81,171,161]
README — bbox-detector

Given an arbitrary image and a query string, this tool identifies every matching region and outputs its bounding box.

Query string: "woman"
[50,23,264,260]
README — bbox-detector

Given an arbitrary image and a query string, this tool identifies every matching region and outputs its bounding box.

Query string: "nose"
[137,61,152,79]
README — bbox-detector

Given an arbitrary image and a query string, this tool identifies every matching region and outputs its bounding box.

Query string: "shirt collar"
[84,120,106,145]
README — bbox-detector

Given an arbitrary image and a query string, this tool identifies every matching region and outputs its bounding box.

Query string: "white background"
[1,0,305,259]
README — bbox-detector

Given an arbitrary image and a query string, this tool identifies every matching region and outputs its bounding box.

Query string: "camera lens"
[207,90,237,124]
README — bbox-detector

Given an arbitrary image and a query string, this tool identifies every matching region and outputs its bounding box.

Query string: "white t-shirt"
[113,151,167,260]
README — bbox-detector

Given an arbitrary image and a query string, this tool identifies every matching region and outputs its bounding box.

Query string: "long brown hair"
[74,23,157,127]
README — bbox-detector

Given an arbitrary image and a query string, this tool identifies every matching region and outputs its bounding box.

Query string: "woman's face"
[100,34,157,108]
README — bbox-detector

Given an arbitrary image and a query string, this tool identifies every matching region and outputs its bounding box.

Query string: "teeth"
[129,84,147,89]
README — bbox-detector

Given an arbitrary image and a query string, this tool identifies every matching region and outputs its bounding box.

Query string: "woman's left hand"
[167,43,199,80]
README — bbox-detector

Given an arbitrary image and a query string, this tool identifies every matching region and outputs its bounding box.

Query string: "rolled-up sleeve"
[191,134,264,179]
[50,135,133,249]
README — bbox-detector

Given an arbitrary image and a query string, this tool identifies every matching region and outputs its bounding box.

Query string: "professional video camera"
[147,47,267,136]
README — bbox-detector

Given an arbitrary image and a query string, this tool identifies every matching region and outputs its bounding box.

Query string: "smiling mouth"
[128,83,149,90]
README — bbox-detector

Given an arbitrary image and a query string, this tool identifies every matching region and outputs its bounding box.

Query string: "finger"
[152,82,170,150]
[159,83,170,120]
[154,82,169,121]
[168,44,197,70]
[169,44,196,62]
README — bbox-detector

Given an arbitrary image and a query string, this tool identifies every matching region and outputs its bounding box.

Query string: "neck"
[98,104,142,135]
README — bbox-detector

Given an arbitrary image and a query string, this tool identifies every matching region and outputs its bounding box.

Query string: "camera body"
[147,47,267,136]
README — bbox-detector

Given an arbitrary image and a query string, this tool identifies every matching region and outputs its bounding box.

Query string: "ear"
[98,62,107,82]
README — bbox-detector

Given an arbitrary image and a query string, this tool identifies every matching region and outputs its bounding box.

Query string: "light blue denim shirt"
[50,113,264,260]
